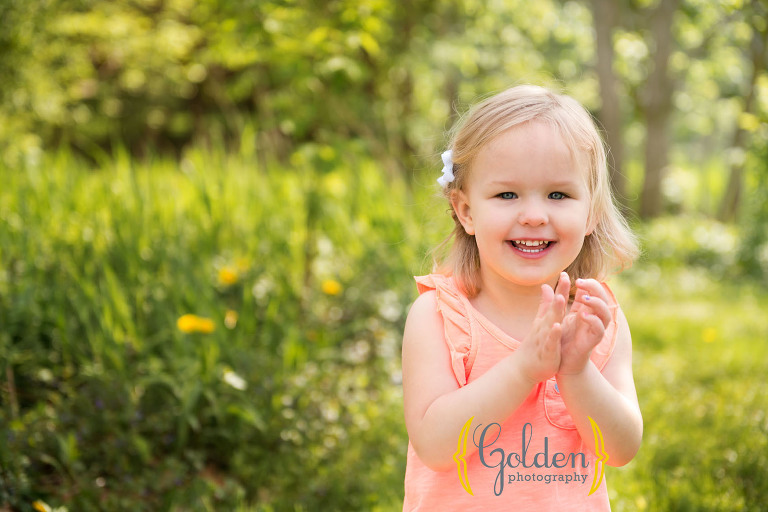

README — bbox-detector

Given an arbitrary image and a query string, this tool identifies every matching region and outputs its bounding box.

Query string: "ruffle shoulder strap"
[414,274,477,386]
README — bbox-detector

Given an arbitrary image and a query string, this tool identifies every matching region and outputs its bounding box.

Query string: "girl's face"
[452,121,594,291]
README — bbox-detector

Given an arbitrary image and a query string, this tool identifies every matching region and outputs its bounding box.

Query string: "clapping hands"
[519,272,614,383]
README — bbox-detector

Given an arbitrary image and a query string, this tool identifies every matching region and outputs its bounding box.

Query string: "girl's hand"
[516,272,569,384]
[559,277,614,375]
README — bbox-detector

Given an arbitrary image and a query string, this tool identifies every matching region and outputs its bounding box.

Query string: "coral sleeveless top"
[403,274,619,511]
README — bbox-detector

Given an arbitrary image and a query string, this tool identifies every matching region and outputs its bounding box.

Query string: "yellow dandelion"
[321,279,342,296]
[32,501,51,512]
[225,309,238,329]
[196,317,215,333]
[702,327,717,343]
[177,314,198,333]
[177,314,216,334]
[218,266,239,286]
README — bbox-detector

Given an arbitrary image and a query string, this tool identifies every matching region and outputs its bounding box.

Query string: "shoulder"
[405,273,469,343]
[402,287,458,375]
[409,288,438,315]
[403,291,442,347]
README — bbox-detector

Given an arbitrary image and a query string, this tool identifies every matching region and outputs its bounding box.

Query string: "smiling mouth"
[509,240,553,253]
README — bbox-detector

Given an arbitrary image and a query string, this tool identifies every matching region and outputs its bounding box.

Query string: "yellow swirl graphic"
[588,416,609,496]
[454,416,474,496]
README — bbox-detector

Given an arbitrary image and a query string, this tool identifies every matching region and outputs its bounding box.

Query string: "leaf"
[226,404,266,432]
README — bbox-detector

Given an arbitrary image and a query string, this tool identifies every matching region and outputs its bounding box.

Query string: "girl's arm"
[556,306,643,466]
[402,280,566,471]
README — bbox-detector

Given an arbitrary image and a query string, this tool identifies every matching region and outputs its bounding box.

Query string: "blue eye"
[549,192,567,200]
[498,192,517,199]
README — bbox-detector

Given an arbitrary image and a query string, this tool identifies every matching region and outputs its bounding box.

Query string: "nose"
[517,198,548,226]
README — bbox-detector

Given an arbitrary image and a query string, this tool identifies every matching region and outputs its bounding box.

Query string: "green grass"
[606,268,768,511]
[1,147,766,511]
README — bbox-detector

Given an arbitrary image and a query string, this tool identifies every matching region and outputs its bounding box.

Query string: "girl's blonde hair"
[434,85,639,297]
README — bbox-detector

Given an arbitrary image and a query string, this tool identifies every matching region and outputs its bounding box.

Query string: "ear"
[451,189,475,236]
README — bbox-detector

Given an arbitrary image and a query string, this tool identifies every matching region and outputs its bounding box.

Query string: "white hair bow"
[437,150,455,188]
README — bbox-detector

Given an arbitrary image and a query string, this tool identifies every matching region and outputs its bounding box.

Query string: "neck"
[474,267,561,319]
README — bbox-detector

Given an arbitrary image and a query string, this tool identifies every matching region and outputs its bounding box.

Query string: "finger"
[575,278,609,302]
[534,295,567,351]
[575,296,612,328]
[551,292,566,324]
[530,285,555,345]
[539,289,566,331]
[554,272,570,301]
[536,284,555,318]
[572,286,588,305]
[577,311,606,347]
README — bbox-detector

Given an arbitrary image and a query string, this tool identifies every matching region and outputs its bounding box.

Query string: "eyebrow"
[488,179,581,188]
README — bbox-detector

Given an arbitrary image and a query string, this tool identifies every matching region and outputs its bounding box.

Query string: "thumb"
[536,284,555,318]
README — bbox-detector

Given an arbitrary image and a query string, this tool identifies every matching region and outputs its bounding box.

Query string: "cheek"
[562,210,592,240]
[574,202,592,229]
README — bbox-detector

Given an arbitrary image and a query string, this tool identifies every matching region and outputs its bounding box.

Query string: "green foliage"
[0,146,437,510]
[0,0,386,159]
[0,0,659,167]
[0,0,766,226]
[2,0,766,220]
[632,215,740,275]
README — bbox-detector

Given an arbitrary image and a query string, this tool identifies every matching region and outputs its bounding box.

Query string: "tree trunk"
[718,5,767,221]
[591,0,627,208]
[639,0,679,219]
[641,107,672,218]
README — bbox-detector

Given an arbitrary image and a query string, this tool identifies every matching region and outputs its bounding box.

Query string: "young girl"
[402,85,642,510]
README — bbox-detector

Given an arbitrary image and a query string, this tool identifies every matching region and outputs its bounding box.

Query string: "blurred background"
[1,0,767,510]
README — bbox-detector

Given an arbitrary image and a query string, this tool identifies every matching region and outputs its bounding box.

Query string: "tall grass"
[0,146,443,510]
[1,146,767,511]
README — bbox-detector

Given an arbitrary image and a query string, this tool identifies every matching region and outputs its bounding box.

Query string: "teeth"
[512,240,550,253]
[514,240,549,247]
